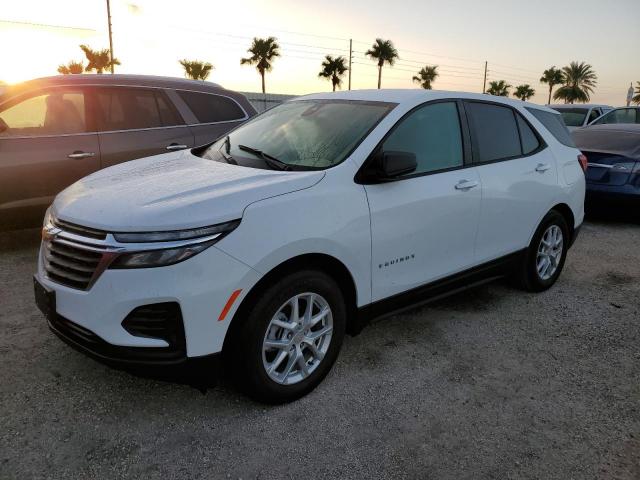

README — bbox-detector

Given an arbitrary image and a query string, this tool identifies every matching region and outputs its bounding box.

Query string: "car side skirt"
[353,249,526,331]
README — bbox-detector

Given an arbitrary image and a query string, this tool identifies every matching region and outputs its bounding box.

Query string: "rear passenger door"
[172,90,249,146]
[93,87,194,168]
[464,101,556,263]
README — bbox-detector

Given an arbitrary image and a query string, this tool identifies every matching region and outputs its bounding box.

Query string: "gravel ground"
[1,220,639,479]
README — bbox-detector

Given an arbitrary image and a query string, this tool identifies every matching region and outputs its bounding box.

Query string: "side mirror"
[378,151,417,178]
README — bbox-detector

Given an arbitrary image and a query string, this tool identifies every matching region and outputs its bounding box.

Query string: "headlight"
[109,219,240,269]
[43,206,53,227]
[110,240,216,269]
[113,220,240,243]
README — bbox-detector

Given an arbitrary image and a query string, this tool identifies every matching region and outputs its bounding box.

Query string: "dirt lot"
[1,220,639,479]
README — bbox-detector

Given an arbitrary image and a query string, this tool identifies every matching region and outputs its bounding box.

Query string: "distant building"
[240,92,297,113]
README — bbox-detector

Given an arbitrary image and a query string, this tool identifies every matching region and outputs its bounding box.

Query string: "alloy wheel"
[536,225,564,281]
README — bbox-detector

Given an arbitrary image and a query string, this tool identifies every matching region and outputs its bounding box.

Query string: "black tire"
[515,210,570,292]
[228,270,346,404]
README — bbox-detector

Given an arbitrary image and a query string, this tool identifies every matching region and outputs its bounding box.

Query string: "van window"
[466,102,521,162]
[382,102,463,175]
[0,90,86,137]
[177,91,246,123]
[95,88,183,131]
[526,108,576,147]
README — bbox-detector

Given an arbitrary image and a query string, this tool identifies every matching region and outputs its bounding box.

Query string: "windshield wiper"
[238,144,290,171]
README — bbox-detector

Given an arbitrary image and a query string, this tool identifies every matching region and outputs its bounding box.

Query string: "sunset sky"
[1,0,638,105]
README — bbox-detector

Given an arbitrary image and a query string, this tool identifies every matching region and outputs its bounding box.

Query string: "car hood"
[53,150,325,231]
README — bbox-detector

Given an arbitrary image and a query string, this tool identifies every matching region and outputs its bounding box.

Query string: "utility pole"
[106,0,115,73]
[482,61,487,93]
[348,39,352,90]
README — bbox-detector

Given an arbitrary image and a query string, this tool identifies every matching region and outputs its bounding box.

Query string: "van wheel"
[230,270,346,404]
[516,210,569,292]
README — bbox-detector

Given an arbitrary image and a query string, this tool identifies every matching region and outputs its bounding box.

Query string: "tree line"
[58,40,640,105]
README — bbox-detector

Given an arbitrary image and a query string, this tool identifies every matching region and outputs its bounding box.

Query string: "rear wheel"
[516,210,569,292]
[229,270,345,403]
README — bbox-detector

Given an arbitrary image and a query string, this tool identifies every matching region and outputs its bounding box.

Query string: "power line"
[0,19,96,31]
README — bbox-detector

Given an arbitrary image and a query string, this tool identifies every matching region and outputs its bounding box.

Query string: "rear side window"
[526,107,576,147]
[383,101,463,175]
[594,108,639,125]
[516,114,540,154]
[95,88,183,131]
[177,91,246,123]
[465,102,521,162]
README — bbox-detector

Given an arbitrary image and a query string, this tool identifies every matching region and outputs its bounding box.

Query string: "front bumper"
[36,242,262,359]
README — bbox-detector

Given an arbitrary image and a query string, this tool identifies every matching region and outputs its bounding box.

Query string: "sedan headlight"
[109,220,240,269]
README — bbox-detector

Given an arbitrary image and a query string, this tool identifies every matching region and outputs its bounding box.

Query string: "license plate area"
[34,276,56,321]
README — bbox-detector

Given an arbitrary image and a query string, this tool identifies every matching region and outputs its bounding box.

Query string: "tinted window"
[552,108,589,127]
[594,108,639,125]
[516,114,540,154]
[466,102,521,162]
[177,91,245,123]
[588,109,601,123]
[526,108,576,147]
[382,102,463,175]
[0,90,85,137]
[95,88,182,131]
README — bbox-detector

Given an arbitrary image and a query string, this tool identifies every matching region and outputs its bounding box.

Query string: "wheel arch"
[222,253,360,356]
[550,202,575,239]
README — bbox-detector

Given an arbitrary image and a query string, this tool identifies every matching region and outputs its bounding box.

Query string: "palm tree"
[80,45,120,74]
[240,37,280,94]
[365,38,399,89]
[179,59,213,81]
[632,81,640,105]
[57,61,84,75]
[553,61,597,104]
[412,65,439,90]
[486,80,511,97]
[540,67,564,104]
[318,55,348,91]
[513,84,536,102]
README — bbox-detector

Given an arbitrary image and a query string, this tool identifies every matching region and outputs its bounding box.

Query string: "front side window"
[593,108,639,125]
[382,101,463,175]
[177,91,246,123]
[201,100,394,170]
[95,88,183,131]
[466,102,521,162]
[0,90,86,137]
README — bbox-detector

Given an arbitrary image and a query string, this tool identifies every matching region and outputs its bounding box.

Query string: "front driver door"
[0,87,100,228]
[363,100,481,302]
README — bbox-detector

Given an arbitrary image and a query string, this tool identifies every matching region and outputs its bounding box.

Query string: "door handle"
[535,163,551,173]
[454,179,479,191]
[67,151,95,159]
[166,144,188,151]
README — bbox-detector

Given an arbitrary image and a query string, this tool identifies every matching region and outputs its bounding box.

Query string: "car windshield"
[200,99,395,170]
[552,108,589,127]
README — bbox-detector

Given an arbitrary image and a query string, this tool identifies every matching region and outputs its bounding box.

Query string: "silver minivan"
[0,74,257,229]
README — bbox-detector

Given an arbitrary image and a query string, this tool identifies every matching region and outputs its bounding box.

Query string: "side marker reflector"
[218,289,242,321]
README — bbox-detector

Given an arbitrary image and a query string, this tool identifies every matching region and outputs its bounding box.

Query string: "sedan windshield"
[200,99,395,170]
[552,108,589,127]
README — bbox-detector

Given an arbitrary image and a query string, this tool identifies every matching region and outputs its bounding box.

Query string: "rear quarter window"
[526,108,576,147]
[177,91,246,123]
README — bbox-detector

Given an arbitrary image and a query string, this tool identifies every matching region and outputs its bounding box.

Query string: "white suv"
[34,90,586,403]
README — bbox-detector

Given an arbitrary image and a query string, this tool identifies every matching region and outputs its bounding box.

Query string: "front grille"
[43,238,104,290]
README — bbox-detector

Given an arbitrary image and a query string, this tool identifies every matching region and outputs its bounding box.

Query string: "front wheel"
[516,210,570,292]
[229,270,346,403]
